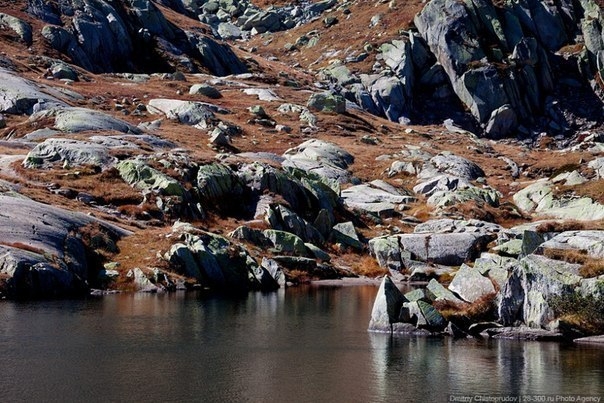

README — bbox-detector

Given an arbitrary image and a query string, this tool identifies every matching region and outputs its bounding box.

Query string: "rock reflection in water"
[370,333,604,400]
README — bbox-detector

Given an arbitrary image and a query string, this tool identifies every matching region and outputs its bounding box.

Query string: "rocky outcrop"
[0,68,67,114]
[31,0,248,75]
[370,231,493,268]
[513,180,604,221]
[0,193,129,298]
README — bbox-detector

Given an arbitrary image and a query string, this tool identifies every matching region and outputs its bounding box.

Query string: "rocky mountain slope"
[0,0,603,338]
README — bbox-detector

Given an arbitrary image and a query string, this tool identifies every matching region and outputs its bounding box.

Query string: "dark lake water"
[1,284,603,402]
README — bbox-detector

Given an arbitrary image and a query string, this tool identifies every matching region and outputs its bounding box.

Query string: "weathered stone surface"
[368,276,409,332]
[127,268,160,292]
[331,222,364,251]
[282,139,354,185]
[398,232,492,266]
[401,300,448,331]
[0,68,67,114]
[498,255,582,328]
[188,34,249,76]
[538,230,604,258]
[29,107,141,134]
[266,204,324,245]
[263,229,308,255]
[23,138,115,169]
[588,157,604,179]
[473,253,516,289]
[414,218,504,236]
[197,163,242,201]
[0,193,129,298]
[418,154,485,181]
[369,236,404,271]
[341,180,415,216]
[261,257,286,288]
[448,264,496,303]
[243,88,283,101]
[426,278,465,304]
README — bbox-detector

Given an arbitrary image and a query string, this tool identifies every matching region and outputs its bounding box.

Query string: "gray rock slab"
[538,230,604,258]
[448,264,496,303]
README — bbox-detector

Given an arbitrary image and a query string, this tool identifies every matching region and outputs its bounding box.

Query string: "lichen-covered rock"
[513,180,604,221]
[266,204,324,246]
[282,139,354,185]
[331,222,364,251]
[497,255,582,328]
[117,159,185,196]
[197,163,243,202]
[0,13,33,45]
[262,229,308,255]
[307,92,346,114]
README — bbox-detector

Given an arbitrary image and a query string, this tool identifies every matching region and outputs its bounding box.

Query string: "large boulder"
[498,254,582,328]
[537,231,604,258]
[282,139,354,185]
[448,264,496,303]
[187,34,248,76]
[117,159,185,196]
[341,180,416,216]
[368,276,409,332]
[0,13,33,45]
[28,107,141,134]
[265,204,324,246]
[23,138,115,169]
[147,99,219,126]
[307,92,346,114]
[169,223,258,293]
[369,232,493,267]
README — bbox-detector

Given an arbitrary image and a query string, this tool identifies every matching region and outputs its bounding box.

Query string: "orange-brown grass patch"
[0,241,45,255]
[554,179,604,204]
[354,254,389,277]
[549,292,604,335]
[284,269,312,284]
[536,220,587,233]
[332,252,389,278]
[433,292,498,326]
[114,227,175,274]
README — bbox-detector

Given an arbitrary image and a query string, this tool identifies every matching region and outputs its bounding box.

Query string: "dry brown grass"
[114,227,175,274]
[434,292,498,326]
[0,241,45,255]
[354,254,389,277]
[536,220,587,233]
